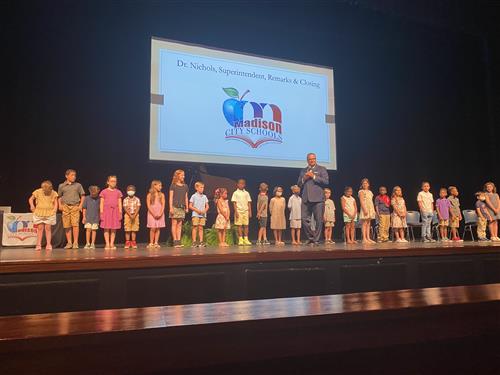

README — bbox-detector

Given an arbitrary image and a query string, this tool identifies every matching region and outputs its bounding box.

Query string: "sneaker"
[492,237,500,242]
[478,237,489,242]
[174,240,183,248]
[256,240,262,246]
[263,240,271,245]
[64,242,73,249]
[423,238,431,243]
[238,238,245,246]
[84,243,91,249]
[72,243,79,249]
[243,238,252,245]
[198,242,206,247]
[147,243,155,249]
[90,243,96,249]
[452,237,464,242]
[428,238,436,243]
[132,241,138,249]
[124,241,130,249]
[192,241,199,248]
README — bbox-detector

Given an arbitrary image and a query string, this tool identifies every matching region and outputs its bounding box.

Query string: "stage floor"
[1,240,500,274]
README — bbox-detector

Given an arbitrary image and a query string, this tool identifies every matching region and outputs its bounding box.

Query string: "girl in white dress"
[341,186,358,244]
[358,178,376,244]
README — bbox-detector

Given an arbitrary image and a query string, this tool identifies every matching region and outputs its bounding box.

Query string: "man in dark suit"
[297,153,329,245]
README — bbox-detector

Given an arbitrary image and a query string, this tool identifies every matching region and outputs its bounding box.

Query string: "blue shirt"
[190,193,209,218]
[82,196,100,224]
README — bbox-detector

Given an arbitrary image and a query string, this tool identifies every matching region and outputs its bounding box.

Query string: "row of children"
[28,169,500,250]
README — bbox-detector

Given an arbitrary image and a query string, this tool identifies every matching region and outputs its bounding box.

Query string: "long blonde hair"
[149,180,162,205]
[172,169,185,185]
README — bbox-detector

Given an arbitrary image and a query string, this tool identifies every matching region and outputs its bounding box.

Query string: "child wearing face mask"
[269,186,286,245]
[123,185,141,249]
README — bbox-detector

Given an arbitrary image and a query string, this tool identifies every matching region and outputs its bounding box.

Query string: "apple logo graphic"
[222,88,250,127]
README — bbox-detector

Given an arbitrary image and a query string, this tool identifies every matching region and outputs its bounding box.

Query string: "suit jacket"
[297,164,329,203]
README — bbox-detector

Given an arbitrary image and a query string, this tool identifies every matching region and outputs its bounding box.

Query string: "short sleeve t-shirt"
[417,191,434,213]
[58,182,85,205]
[287,194,301,220]
[32,189,58,217]
[82,195,101,224]
[448,196,461,216]
[170,183,188,209]
[374,195,391,215]
[257,194,269,218]
[435,198,451,220]
[190,193,209,218]
[231,189,252,212]
[475,200,489,219]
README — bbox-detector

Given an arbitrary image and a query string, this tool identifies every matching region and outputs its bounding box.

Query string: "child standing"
[448,186,463,242]
[214,188,230,247]
[341,187,357,244]
[417,182,435,242]
[435,188,452,241]
[391,186,408,243]
[323,188,336,244]
[123,185,141,249]
[29,180,58,250]
[358,178,376,244]
[58,169,85,249]
[189,182,209,247]
[147,180,165,248]
[484,182,500,241]
[169,170,189,248]
[82,186,100,249]
[288,185,302,245]
[269,186,286,245]
[99,175,123,250]
[231,179,252,245]
[256,183,270,245]
[475,191,493,241]
[374,186,391,242]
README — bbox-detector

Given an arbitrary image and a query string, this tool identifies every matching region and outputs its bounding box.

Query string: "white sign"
[2,213,37,246]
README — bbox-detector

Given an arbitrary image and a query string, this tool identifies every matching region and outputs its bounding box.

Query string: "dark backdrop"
[1,0,497,242]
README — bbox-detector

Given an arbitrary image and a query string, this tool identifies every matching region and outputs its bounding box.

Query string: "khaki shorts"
[450,216,460,228]
[192,216,206,226]
[169,207,186,220]
[84,223,99,230]
[439,219,449,227]
[124,215,139,232]
[62,204,80,228]
[235,210,249,226]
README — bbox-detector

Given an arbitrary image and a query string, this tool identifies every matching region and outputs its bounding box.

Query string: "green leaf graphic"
[223,87,239,98]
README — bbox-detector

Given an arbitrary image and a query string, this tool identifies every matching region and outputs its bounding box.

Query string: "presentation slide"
[150,38,336,169]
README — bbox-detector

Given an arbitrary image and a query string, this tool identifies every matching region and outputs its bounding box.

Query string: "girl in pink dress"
[100,175,123,250]
[147,180,165,248]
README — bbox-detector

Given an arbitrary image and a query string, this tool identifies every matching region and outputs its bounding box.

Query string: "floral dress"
[215,199,230,229]
[391,197,407,228]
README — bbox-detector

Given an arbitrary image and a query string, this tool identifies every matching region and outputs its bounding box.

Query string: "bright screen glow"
[150,37,336,169]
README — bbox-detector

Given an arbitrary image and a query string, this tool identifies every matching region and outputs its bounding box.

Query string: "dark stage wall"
[1,1,495,241]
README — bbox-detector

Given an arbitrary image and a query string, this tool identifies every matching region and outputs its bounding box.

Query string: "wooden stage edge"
[1,240,500,274]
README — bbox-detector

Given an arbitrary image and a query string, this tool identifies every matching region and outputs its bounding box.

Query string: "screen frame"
[150,37,337,170]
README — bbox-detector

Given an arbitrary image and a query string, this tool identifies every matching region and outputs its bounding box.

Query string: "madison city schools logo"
[222,88,283,149]
[5,214,37,241]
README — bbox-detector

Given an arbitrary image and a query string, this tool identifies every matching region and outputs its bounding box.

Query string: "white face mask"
[127,191,135,197]
[276,191,283,197]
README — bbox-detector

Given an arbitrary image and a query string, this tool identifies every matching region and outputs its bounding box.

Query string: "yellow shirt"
[231,189,252,212]
[32,189,58,217]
